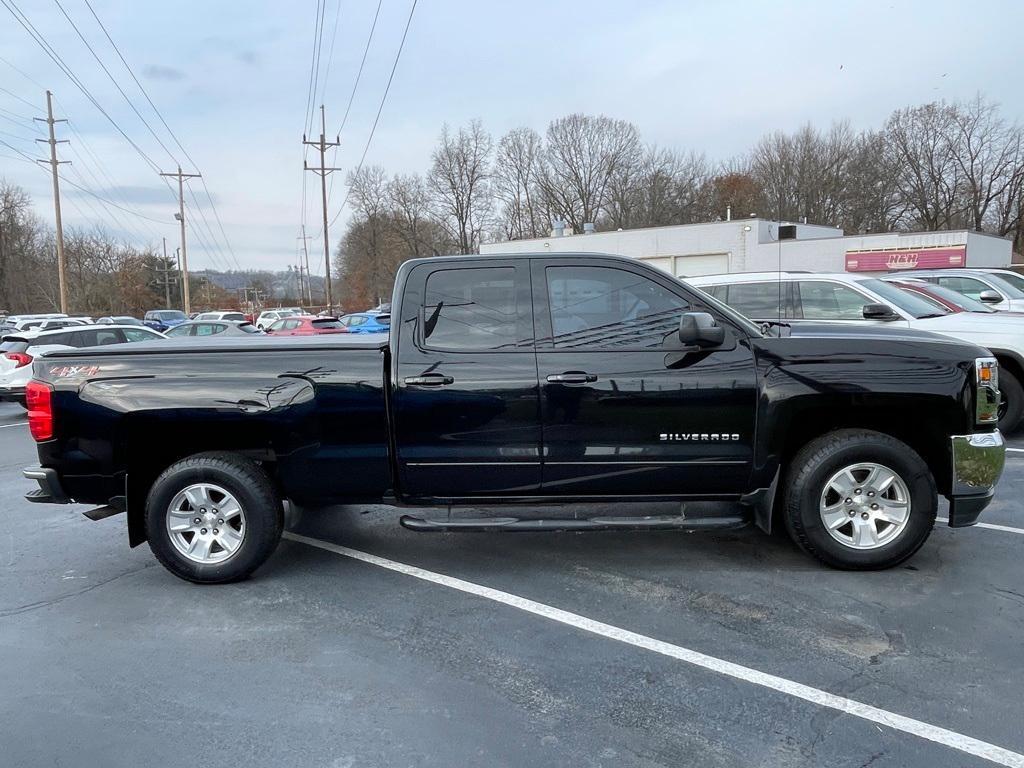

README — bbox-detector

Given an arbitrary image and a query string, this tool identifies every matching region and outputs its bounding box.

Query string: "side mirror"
[679,311,725,348]
[862,303,899,321]
[979,290,1003,304]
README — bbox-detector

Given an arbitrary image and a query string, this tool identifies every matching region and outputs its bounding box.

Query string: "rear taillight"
[25,380,54,441]
[4,351,32,368]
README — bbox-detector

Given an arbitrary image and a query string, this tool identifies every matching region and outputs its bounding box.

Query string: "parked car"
[194,311,247,322]
[338,312,390,334]
[143,309,189,332]
[883,279,1024,316]
[1,324,163,405]
[690,271,1024,432]
[894,269,1024,312]
[266,316,347,335]
[96,315,145,326]
[164,321,263,338]
[977,268,1024,294]
[21,252,1005,583]
[255,309,298,330]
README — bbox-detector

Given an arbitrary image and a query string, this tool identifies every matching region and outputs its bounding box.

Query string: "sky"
[1,0,1021,274]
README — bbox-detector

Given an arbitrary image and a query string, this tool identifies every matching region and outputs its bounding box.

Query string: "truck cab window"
[545,266,688,349]
[423,267,517,350]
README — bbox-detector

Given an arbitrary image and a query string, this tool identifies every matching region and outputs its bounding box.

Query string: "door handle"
[404,374,454,386]
[546,371,597,384]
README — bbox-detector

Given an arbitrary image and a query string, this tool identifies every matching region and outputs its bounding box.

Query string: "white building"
[480,219,1012,278]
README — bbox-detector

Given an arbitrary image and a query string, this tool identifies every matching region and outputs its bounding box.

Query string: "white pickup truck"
[689,271,1024,432]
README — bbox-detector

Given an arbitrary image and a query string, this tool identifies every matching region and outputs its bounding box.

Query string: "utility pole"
[161,237,171,308]
[303,105,340,312]
[34,91,69,313]
[159,165,201,314]
[297,227,313,305]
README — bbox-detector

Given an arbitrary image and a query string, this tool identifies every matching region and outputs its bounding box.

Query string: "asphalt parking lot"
[2,401,1023,768]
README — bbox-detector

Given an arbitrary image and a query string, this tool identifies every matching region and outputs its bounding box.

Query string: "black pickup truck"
[23,253,1006,583]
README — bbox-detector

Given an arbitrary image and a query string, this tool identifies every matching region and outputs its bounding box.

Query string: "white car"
[0,324,164,406]
[194,311,248,323]
[896,269,1024,312]
[688,271,1024,432]
[255,309,298,330]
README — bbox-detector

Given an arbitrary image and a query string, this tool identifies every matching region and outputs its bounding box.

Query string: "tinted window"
[156,311,187,321]
[423,267,518,351]
[221,313,245,321]
[991,272,1024,292]
[238,323,260,333]
[724,282,784,319]
[546,266,688,349]
[935,276,997,302]
[311,319,344,329]
[796,281,870,320]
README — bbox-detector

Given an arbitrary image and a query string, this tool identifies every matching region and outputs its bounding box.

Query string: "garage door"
[674,253,729,278]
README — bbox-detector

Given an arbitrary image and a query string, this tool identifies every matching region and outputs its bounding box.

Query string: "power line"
[0,84,38,111]
[0,0,169,178]
[316,0,344,106]
[329,0,418,228]
[80,0,239,270]
[322,0,384,213]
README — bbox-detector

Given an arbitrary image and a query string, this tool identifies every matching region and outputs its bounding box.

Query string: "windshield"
[985,272,1024,297]
[919,283,996,313]
[156,311,186,321]
[857,278,951,319]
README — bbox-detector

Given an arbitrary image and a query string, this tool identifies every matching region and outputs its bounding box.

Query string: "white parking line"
[1006,448,1024,454]
[283,531,1024,767]
[0,422,27,429]
[938,517,1024,535]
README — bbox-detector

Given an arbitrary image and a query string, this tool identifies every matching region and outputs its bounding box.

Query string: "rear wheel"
[145,452,282,584]
[783,429,936,570]
[997,368,1023,434]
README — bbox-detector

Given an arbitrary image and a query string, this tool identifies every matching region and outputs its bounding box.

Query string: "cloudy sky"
[1,0,1021,274]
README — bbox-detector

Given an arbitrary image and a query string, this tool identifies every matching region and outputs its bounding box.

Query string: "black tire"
[783,429,936,570]
[997,368,1023,434]
[145,452,283,584]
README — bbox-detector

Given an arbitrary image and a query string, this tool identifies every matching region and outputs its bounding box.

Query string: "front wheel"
[783,429,936,570]
[145,452,283,584]
[997,368,1023,434]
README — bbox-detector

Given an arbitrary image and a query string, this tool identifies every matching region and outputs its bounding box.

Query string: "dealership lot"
[1,401,1023,767]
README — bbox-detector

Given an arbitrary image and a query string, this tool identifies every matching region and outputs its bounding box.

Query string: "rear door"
[392,259,541,499]
[533,258,757,496]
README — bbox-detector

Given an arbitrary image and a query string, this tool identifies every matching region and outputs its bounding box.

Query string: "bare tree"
[540,114,642,233]
[884,102,964,230]
[949,95,1024,232]
[493,127,548,240]
[428,120,493,253]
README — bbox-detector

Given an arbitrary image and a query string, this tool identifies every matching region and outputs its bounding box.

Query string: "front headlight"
[975,357,1000,425]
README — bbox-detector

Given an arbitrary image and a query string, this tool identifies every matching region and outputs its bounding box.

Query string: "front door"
[533,259,758,497]
[392,260,541,500]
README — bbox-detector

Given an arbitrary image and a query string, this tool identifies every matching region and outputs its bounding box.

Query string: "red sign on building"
[845,246,966,272]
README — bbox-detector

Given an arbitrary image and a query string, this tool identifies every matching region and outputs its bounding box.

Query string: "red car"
[265,316,348,336]
[885,278,1024,317]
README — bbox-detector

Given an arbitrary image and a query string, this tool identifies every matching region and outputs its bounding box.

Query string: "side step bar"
[400,514,748,533]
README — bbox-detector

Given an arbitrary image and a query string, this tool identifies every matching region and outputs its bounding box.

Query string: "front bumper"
[947,431,1005,527]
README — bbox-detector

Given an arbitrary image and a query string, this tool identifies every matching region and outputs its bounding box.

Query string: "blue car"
[143,309,189,332]
[339,312,390,334]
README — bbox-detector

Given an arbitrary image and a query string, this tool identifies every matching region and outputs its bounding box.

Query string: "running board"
[399,514,748,533]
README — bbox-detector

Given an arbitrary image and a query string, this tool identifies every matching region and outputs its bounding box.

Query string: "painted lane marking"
[1006,448,1024,454]
[0,422,28,429]
[283,531,1024,767]
[938,517,1024,535]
